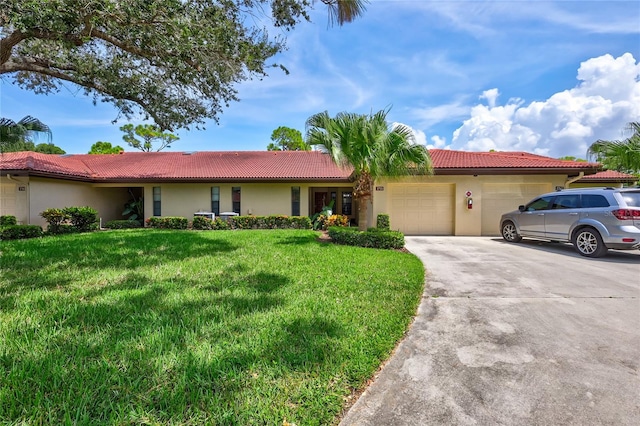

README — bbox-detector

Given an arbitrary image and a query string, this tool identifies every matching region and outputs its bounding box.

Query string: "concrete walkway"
[340,237,640,425]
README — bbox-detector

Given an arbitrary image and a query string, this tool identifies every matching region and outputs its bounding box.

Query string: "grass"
[0,229,425,425]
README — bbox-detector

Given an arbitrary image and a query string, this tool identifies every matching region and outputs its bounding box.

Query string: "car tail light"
[612,209,640,220]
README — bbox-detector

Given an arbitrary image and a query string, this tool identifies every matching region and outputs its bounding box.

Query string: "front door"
[314,192,328,214]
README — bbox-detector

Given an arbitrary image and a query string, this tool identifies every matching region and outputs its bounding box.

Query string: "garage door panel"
[481,183,552,235]
[0,183,17,218]
[389,183,454,235]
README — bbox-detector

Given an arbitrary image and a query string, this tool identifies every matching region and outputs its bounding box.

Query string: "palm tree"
[0,116,52,152]
[306,109,433,230]
[588,122,640,174]
[321,0,368,26]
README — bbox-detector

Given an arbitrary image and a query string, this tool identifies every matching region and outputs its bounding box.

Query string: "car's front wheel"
[501,221,522,243]
[572,228,608,258]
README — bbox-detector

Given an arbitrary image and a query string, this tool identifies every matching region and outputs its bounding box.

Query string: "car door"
[518,195,554,237]
[544,194,581,240]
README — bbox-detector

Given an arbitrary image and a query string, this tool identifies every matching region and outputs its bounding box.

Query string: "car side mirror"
[518,205,525,212]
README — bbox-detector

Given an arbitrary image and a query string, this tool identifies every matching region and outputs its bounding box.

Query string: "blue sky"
[1,0,639,158]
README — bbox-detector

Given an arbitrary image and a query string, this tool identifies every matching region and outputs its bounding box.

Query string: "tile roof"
[1,151,352,182]
[578,170,638,182]
[1,149,601,182]
[429,149,600,170]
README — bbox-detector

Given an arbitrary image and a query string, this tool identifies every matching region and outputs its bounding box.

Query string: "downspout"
[564,172,584,189]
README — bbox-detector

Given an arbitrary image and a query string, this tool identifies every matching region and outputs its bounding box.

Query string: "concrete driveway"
[340,237,640,425]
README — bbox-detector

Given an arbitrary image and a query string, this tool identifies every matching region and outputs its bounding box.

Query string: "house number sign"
[375,186,384,191]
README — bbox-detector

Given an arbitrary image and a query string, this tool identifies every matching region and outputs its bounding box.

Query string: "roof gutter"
[564,172,585,189]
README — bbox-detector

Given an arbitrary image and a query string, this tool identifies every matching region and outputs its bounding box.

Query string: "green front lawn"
[0,229,424,425]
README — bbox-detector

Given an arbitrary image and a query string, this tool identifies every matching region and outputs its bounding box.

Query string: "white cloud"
[449,53,640,158]
[428,135,448,149]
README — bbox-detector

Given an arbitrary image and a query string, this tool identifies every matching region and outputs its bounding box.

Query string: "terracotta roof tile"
[1,149,601,181]
[429,149,600,169]
[0,151,93,178]
[1,151,352,181]
[579,170,638,181]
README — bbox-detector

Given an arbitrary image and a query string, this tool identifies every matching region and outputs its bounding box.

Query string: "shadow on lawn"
[0,230,237,295]
[0,258,345,423]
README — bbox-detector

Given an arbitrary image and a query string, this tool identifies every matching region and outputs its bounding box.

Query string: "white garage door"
[0,183,17,218]
[481,183,552,235]
[389,183,455,235]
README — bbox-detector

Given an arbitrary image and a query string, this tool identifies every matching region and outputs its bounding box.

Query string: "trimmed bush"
[146,216,189,229]
[40,208,68,233]
[104,220,143,229]
[227,215,312,230]
[41,206,99,234]
[0,215,17,226]
[63,206,99,232]
[376,214,390,230]
[327,226,405,250]
[0,225,43,240]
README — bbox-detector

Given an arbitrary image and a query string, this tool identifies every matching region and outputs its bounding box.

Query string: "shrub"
[0,215,17,226]
[229,215,258,229]
[377,214,390,230]
[325,214,349,228]
[146,216,189,229]
[40,208,68,233]
[63,206,99,232]
[192,216,214,230]
[227,215,312,230]
[0,225,43,240]
[211,218,231,230]
[327,226,405,250]
[104,220,143,229]
[311,214,348,230]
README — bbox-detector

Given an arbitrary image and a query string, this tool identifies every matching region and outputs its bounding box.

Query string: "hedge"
[0,225,43,240]
[327,226,405,250]
[192,216,230,230]
[146,216,189,229]
[227,215,312,230]
[104,220,143,229]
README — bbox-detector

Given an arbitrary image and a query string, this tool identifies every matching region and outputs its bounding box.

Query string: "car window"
[619,191,640,207]
[551,194,581,209]
[525,195,554,211]
[582,194,610,208]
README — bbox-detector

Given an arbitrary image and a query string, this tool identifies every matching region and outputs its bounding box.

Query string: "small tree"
[267,126,310,151]
[89,141,124,154]
[120,124,179,152]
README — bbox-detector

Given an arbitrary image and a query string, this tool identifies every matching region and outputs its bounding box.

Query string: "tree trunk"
[357,194,370,231]
[354,172,373,231]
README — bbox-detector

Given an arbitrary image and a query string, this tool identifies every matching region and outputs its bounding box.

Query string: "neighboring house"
[1,150,601,235]
[572,170,638,188]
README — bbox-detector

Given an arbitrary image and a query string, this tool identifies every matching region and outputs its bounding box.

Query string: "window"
[330,191,337,210]
[291,186,300,216]
[551,194,580,209]
[153,186,161,216]
[342,191,352,215]
[211,186,220,215]
[232,187,241,214]
[524,195,553,212]
[582,194,610,208]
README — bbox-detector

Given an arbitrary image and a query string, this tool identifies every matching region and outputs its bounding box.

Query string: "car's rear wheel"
[501,221,522,243]
[572,228,608,258]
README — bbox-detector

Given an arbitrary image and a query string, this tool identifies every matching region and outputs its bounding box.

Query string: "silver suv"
[500,187,640,257]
